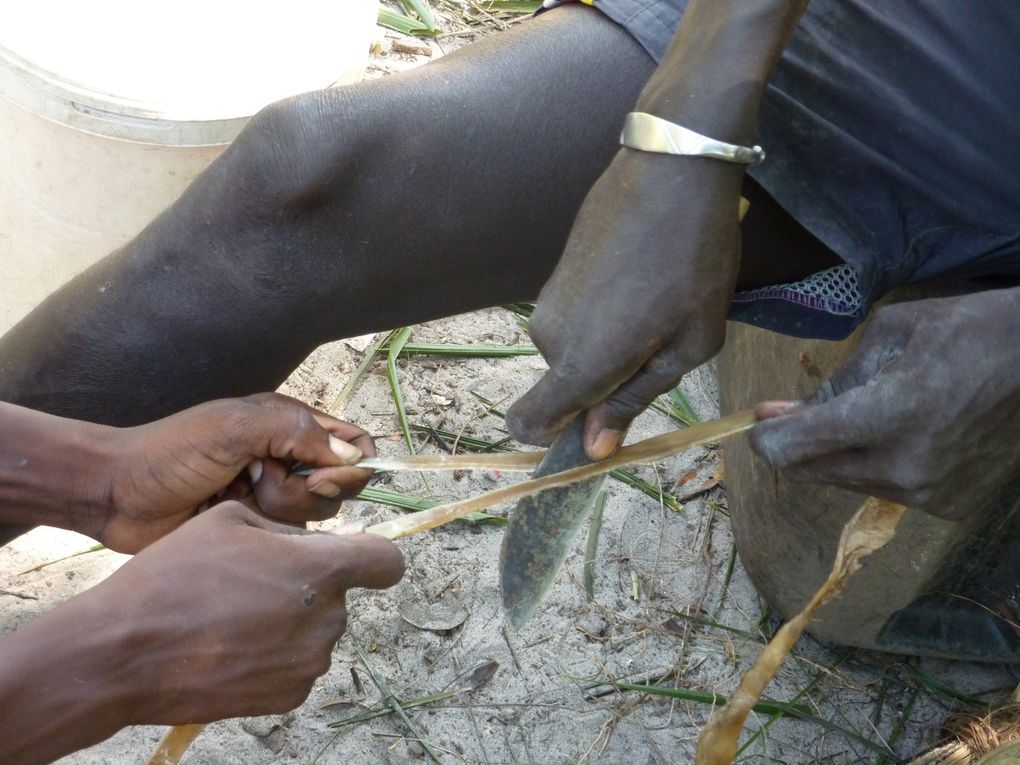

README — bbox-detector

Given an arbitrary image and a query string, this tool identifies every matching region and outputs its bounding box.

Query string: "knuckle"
[505,401,542,444]
[284,404,321,439]
[240,392,279,407]
[308,647,335,679]
[379,546,406,586]
[525,311,557,356]
[606,386,652,420]
[748,425,782,467]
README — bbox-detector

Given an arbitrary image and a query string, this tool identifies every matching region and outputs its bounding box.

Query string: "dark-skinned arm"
[0,503,405,765]
[0,393,374,553]
[507,0,809,458]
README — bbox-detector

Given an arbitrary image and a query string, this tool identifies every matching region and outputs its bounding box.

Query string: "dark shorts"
[546,0,1020,339]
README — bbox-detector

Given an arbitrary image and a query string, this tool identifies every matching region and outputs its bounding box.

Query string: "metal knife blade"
[499,413,605,630]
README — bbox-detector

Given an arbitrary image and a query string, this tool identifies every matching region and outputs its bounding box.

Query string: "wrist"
[0,585,138,763]
[635,80,762,148]
[613,144,746,199]
[635,0,808,145]
[0,403,118,539]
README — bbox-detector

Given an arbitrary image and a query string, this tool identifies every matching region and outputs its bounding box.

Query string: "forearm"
[637,0,809,143]
[0,588,134,764]
[0,402,114,537]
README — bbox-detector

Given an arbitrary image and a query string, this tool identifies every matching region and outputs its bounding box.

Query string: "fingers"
[302,463,374,500]
[231,393,376,471]
[583,350,693,459]
[750,311,912,471]
[248,459,342,523]
[317,531,406,591]
[509,342,701,461]
[506,369,595,447]
[754,400,803,420]
[751,383,890,469]
[230,395,376,502]
[201,501,405,590]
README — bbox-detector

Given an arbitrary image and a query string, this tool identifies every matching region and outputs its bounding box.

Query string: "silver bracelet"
[620,111,765,165]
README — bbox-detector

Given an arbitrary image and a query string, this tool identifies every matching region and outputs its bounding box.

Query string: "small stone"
[393,38,433,57]
[399,594,469,632]
[408,740,426,758]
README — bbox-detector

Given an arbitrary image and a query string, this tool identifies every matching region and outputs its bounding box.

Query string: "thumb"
[583,352,690,460]
[212,501,405,590]
[304,530,406,592]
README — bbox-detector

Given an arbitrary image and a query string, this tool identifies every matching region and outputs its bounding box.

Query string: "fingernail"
[590,429,622,461]
[332,524,364,536]
[755,400,800,419]
[247,460,264,484]
[310,480,343,498]
[329,436,363,465]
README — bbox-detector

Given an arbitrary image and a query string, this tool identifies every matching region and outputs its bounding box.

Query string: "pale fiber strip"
[695,497,907,765]
[366,410,757,540]
[355,452,543,472]
[147,724,205,765]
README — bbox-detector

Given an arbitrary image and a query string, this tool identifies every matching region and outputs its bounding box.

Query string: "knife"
[498,413,606,630]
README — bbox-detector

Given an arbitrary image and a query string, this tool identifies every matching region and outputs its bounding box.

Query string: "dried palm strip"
[148,409,756,764]
[355,451,543,472]
[147,724,204,765]
[907,685,1020,765]
[695,496,907,765]
[365,409,756,539]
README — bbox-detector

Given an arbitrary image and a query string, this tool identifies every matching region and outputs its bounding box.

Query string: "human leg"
[0,8,658,546]
[0,7,655,428]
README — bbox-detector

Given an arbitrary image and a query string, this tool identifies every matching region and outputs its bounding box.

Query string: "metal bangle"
[620,111,765,165]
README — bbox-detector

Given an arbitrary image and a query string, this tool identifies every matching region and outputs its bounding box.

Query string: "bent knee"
[228,88,375,212]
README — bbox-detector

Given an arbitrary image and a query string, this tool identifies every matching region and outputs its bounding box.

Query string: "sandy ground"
[2,14,1017,765]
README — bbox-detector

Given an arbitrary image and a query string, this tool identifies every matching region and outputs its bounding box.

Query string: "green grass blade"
[354,644,442,763]
[668,386,701,424]
[602,680,810,717]
[713,544,738,617]
[17,543,106,576]
[377,8,432,35]
[410,424,516,454]
[467,391,506,417]
[617,681,811,718]
[479,0,542,11]
[608,469,683,512]
[331,330,397,414]
[396,0,437,30]
[386,327,416,456]
[901,665,988,709]
[583,490,607,600]
[328,688,461,728]
[381,343,539,358]
[736,657,844,756]
[609,681,892,759]
[502,302,535,319]
[357,485,506,525]
[658,611,760,642]
[879,683,919,764]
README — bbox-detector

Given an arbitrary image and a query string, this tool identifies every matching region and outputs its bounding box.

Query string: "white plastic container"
[0,1,377,332]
